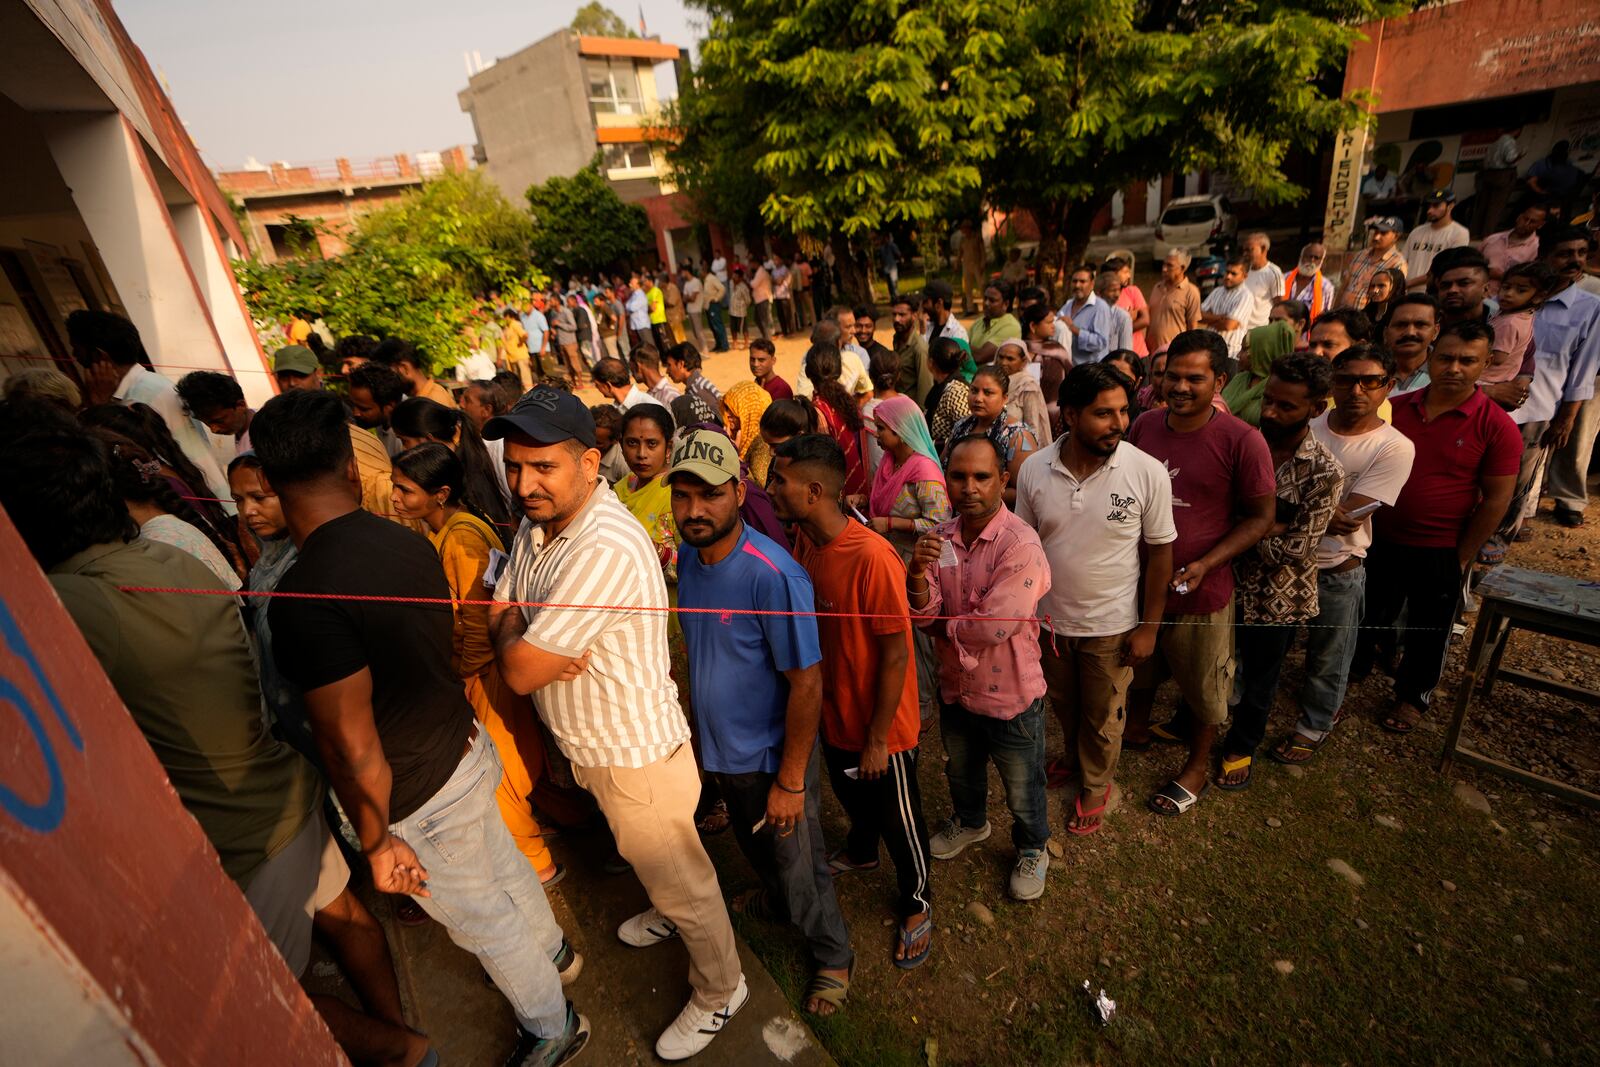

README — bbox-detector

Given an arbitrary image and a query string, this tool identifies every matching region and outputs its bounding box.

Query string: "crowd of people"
[0,199,1596,1067]
[447,249,854,395]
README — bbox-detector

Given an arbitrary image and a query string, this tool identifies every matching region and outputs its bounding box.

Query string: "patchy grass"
[704,510,1600,1066]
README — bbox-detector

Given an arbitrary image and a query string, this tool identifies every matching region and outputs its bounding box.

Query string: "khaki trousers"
[574,743,741,1009]
[1041,632,1133,792]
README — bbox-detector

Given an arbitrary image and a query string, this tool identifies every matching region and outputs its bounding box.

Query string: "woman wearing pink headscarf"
[867,394,950,560]
[867,394,950,726]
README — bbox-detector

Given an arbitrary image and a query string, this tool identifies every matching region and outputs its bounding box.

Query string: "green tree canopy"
[671,0,1029,296]
[672,0,1405,278]
[526,155,654,278]
[986,0,1404,261]
[570,1,636,37]
[235,170,541,369]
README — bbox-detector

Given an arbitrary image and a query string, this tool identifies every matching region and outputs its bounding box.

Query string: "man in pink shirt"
[1106,254,1150,356]
[1478,203,1548,295]
[908,435,1052,901]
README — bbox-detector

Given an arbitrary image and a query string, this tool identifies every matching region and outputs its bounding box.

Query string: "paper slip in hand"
[938,539,959,570]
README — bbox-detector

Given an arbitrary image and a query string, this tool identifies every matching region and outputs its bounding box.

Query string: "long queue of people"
[0,217,1595,1067]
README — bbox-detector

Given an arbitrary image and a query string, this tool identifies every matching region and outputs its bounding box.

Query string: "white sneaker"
[1009,848,1049,901]
[654,975,749,1061]
[929,818,992,859]
[617,906,679,948]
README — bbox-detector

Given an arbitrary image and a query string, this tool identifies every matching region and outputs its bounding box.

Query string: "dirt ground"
[577,312,1600,1066]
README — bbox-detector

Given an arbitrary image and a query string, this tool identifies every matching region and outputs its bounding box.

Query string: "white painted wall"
[169,203,274,406]
[42,112,236,386]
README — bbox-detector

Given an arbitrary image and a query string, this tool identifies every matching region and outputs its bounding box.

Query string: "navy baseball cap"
[1423,188,1456,204]
[482,385,597,448]
[1367,216,1405,233]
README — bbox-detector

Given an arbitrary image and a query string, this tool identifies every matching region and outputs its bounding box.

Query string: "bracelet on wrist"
[776,780,805,794]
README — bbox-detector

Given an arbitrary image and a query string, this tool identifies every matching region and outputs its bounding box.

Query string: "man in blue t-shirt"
[520,299,550,376]
[668,430,854,1016]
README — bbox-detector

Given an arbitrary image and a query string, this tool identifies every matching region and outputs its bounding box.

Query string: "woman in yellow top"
[612,403,679,579]
[719,380,773,485]
[392,442,563,885]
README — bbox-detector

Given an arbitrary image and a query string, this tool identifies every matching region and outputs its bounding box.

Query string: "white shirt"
[456,349,497,382]
[711,256,728,284]
[923,314,970,345]
[1200,284,1254,358]
[683,276,704,313]
[619,385,655,412]
[1483,133,1522,171]
[1361,172,1397,199]
[1014,440,1177,638]
[113,364,234,513]
[1243,262,1285,330]
[795,345,872,399]
[1403,220,1471,281]
[494,480,691,768]
[1310,414,1416,568]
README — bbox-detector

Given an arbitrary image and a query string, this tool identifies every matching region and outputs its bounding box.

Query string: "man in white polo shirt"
[484,386,746,1062]
[1014,362,1176,836]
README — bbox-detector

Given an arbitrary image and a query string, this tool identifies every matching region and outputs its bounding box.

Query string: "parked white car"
[1151,195,1238,260]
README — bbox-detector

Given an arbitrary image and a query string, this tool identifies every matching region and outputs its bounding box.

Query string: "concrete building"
[216,147,471,263]
[1325,0,1600,252]
[459,29,707,267]
[0,0,272,405]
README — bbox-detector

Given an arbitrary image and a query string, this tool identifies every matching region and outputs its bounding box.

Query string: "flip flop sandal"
[803,968,851,1014]
[1214,755,1253,792]
[1067,784,1112,836]
[827,850,881,876]
[1268,734,1325,765]
[894,913,933,970]
[732,888,782,923]
[1379,705,1425,735]
[695,799,731,835]
[538,862,567,888]
[1148,779,1208,816]
[1476,536,1508,566]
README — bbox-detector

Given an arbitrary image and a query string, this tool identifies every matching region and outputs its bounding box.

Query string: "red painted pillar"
[0,507,347,1066]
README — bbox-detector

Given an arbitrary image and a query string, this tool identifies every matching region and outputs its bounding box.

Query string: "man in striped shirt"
[485,387,746,1062]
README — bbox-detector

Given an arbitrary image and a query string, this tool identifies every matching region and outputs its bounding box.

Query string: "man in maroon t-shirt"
[1124,330,1276,816]
[1353,320,1520,733]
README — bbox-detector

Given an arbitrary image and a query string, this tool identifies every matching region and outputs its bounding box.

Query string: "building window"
[603,142,654,171]
[587,57,643,116]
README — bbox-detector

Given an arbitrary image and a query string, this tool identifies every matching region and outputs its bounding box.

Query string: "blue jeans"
[1296,566,1366,738]
[390,730,568,1038]
[706,301,729,351]
[940,699,1049,851]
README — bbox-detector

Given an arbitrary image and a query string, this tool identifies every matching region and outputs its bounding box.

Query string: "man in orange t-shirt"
[768,434,933,970]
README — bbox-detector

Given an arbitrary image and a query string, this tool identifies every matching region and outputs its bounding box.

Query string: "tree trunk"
[830,232,873,307]
[1061,190,1116,271]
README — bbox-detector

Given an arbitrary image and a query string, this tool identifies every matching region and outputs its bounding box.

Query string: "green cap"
[273,345,319,375]
[667,429,740,487]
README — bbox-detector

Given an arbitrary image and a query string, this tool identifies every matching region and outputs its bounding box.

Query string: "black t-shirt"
[270,510,471,822]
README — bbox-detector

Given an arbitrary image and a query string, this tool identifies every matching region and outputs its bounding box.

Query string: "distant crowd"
[0,191,1596,1067]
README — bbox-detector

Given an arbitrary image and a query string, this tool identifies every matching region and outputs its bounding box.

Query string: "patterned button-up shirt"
[1234,432,1345,624]
[1337,245,1407,310]
[910,508,1051,719]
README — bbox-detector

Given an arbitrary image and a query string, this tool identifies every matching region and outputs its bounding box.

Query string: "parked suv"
[1152,195,1238,260]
